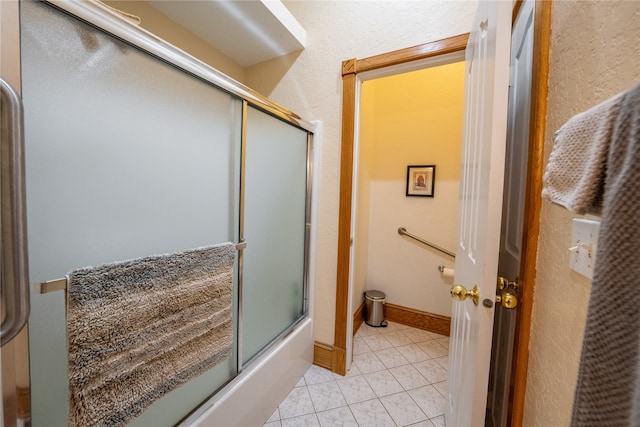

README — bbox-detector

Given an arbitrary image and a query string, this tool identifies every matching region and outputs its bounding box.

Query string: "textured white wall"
[524,1,640,425]
[247,0,477,345]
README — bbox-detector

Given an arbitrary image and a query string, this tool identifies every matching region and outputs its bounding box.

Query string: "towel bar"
[39,241,247,294]
[397,227,455,258]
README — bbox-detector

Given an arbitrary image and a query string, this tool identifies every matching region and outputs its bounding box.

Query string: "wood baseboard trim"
[384,303,451,336]
[353,301,365,336]
[315,303,448,376]
[313,341,347,375]
[313,342,333,371]
[313,303,364,376]
[17,386,30,419]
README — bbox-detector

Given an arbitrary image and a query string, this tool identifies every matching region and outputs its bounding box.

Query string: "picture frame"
[406,165,435,197]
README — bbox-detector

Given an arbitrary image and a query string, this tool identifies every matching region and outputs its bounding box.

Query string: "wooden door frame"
[509,1,551,425]
[334,33,469,376]
[334,2,550,424]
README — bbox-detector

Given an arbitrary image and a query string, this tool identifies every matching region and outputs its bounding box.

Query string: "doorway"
[352,60,465,347]
[336,1,551,422]
[334,34,468,377]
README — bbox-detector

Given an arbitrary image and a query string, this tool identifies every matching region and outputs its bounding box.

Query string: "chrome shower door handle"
[1,78,30,346]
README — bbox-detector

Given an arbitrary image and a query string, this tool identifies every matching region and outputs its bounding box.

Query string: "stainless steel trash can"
[364,290,387,327]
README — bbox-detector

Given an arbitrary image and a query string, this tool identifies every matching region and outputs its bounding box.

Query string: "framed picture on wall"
[406,165,435,197]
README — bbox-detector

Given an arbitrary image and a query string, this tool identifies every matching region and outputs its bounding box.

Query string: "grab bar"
[39,240,248,294]
[1,79,31,346]
[397,227,455,258]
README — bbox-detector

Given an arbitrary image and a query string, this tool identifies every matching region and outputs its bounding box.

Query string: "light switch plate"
[569,218,600,279]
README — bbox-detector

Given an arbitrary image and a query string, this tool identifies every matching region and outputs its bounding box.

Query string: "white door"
[446,1,512,426]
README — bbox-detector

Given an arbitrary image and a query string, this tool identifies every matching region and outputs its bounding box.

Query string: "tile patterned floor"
[264,321,449,427]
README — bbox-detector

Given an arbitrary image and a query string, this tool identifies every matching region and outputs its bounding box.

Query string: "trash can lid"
[365,290,386,300]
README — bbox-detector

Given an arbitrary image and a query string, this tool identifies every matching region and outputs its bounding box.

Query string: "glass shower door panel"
[243,106,308,363]
[21,2,241,426]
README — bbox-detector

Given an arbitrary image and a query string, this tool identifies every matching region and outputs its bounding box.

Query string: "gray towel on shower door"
[66,242,235,427]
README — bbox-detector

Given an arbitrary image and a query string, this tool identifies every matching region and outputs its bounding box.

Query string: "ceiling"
[145,0,306,67]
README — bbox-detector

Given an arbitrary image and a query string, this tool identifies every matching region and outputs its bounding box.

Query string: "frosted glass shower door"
[21,2,241,426]
[242,106,309,363]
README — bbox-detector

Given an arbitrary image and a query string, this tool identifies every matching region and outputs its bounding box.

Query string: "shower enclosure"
[1,1,316,426]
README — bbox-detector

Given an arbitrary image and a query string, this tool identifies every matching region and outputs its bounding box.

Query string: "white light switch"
[569,218,600,279]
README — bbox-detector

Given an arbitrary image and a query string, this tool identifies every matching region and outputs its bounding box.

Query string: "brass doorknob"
[496,290,518,309]
[450,284,479,306]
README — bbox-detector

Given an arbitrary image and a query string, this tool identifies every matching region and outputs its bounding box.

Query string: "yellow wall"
[362,62,465,182]
[355,62,465,316]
